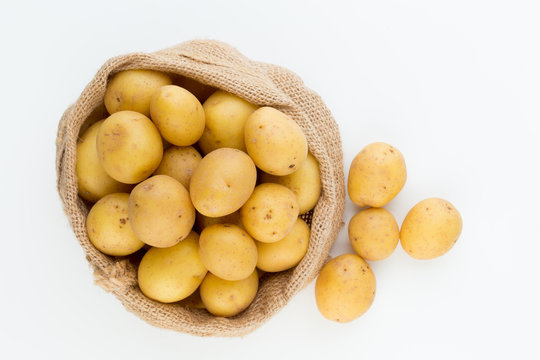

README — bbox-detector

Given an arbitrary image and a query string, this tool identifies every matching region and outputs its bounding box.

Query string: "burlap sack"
[56,40,345,337]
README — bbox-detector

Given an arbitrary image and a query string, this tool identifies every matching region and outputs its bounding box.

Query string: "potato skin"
[128,175,195,248]
[200,270,259,317]
[199,224,257,281]
[190,148,257,217]
[86,193,144,256]
[97,111,163,184]
[138,232,207,303]
[244,107,308,176]
[348,142,406,207]
[400,198,462,259]
[315,254,376,323]
[76,120,132,202]
[104,69,172,117]
[349,208,399,261]
[195,210,243,232]
[153,146,202,190]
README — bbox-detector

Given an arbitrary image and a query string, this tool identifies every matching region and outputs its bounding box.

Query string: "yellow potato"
[198,91,258,154]
[97,111,163,184]
[104,69,172,117]
[199,224,257,281]
[256,218,310,272]
[315,254,376,323]
[190,148,257,217]
[150,85,205,146]
[86,193,144,256]
[244,107,308,175]
[200,270,259,317]
[195,210,243,232]
[153,146,202,190]
[348,208,399,261]
[173,75,215,102]
[128,175,195,248]
[400,198,462,259]
[348,142,406,207]
[76,120,132,202]
[241,183,299,243]
[178,289,205,309]
[138,232,207,303]
[259,152,321,214]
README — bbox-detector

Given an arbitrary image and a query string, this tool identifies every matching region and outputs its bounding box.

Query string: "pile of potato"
[77,70,322,317]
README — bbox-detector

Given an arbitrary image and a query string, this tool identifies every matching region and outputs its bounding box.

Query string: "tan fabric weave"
[56,40,345,337]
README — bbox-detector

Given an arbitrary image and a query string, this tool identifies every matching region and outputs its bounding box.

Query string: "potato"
[198,91,258,154]
[195,210,243,232]
[86,193,144,256]
[97,111,163,184]
[104,69,172,117]
[199,224,257,281]
[259,152,321,214]
[138,232,207,303]
[76,120,132,202]
[400,198,462,259]
[178,289,205,309]
[190,148,257,217]
[348,208,399,261]
[256,218,310,272]
[241,183,299,243]
[348,142,406,207]
[173,75,215,102]
[150,85,205,146]
[315,254,376,323]
[128,175,195,248]
[153,146,202,190]
[244,107,308,175]
[200,270,258,317]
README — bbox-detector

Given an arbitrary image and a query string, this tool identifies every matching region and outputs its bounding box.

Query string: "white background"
[1,0,539,359]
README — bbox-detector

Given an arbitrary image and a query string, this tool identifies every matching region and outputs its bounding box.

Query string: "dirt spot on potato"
[119,218,126,225]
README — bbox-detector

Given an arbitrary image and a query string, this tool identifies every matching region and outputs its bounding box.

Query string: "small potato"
[199,224,257,281]
[241,183,299,243]
[315,254,376,323]
[173,75,215,102]
[138,232,207,303]
[348,142,406,207]
[86,193,144,256]
[198,91,258,154]
[150,85,205,146]
[195,210,243,232]
[97,111,163,184]
[400,198,462,259]
[259,153,321,214]
[178,289,205,309]
[153,146,202,190]
[104,69,172,117]
[245,107,308,175]
[256,218,310,272]
[76,120,132,202]
[200,270,259,317]
[128,175,195,248]
[190,148,257,217]
[348,208,399,261]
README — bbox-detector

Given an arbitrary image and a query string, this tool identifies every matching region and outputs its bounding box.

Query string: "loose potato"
[348,142,406,207]
[76,120,132,202]
[198,91,258,154]
[400,198,462,259]
[128,175,195,248]
[195,210,243,232]
[190,148,257,217]
[138,232,207,303]
[104,69,172,116]
[259,152,321,214]
[348,208,399,261]
[153,146,202,190]
[256,218,310,272]
[199,224,257,281]
[150,85,205,146]
[244,107,308,175]
[97,111,163,184]
[200,270,259,317]
[241,183,299,243]
[315,254,376,323]
[86,193,144,256]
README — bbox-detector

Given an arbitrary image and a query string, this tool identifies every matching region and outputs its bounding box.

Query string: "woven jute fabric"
[56,40,345,337]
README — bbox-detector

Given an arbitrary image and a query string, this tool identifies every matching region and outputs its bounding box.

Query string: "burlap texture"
[56,40,345,337]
